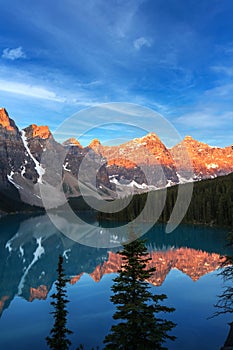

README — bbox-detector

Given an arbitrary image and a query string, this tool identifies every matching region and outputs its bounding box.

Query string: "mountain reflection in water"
[0,213,229,317]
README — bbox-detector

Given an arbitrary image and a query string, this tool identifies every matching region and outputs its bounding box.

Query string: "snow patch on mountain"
[7,171,23,190]
[21,130,45,183]
[177,173,194,184]
[63,162,71,172]
[110,176,157,191]
[166,180,173,187]
[21,166,26,176]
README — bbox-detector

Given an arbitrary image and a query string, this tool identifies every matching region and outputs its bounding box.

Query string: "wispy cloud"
[211,65,233,77]
[133,37,152,50]
[76,80,102,88]
[2,46,26,61]
[0,80,65,102]
[176,108,233,128]
[204,83,233,99]
[0,63,103,106]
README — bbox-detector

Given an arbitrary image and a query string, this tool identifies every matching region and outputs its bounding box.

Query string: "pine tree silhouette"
[46,255,72,350]
[104,238,176,350]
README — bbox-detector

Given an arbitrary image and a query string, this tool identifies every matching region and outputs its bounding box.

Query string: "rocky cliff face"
[0,108,16,132]
[0,108,37,185]
[62,138,114,198]
[0,109,40,208]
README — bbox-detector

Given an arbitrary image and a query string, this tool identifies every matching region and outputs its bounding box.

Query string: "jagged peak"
[171,135,210,150]
[182,135,210,148]
[0,107,9,117]
[24,124,51,139]
[183,135,195,141]
[88,138,101,148]
[134,132,161,143]
[63,138,82,148]
[0,108,15,131]
[143,132,159,138]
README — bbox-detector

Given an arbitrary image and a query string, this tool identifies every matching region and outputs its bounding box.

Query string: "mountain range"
[0,107,232,211]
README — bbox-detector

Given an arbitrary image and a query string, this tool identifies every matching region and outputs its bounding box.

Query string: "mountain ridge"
[0,107,232,211]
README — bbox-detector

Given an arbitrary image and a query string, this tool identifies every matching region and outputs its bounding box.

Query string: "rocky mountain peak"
[88,138,102,150]
[126,132,174,166]
[137,132,160,143]
[182,135,210,148]
[23,124,51,140]
[183,135,195,141]
[171,135,233,178]
[0,108,15,131]
[63,138,82,148]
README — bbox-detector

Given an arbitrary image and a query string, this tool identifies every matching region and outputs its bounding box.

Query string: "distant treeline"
[98,172,233,228]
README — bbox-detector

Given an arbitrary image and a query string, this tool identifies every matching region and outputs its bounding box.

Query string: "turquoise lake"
[0,213,232,349]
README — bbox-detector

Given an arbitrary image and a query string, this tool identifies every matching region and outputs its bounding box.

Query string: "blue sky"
[0,0,233,146]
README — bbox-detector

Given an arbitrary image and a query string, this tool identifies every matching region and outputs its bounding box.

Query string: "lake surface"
[0,213,232,349]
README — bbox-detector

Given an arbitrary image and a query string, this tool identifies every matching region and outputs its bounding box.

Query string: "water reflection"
[0,213,229,317]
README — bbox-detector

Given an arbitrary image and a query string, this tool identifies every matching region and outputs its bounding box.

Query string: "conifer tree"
[103,238,176,350]
[46,255,72,350]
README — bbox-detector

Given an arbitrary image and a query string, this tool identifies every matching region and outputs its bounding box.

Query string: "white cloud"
[133,37,152,50]
[2,46,26,61]
[0,79,65,102]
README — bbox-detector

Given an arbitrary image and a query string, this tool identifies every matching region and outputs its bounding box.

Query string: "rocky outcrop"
[88,138,102,151]
[24,124,51,139]
[0,108,17,132]
[63,138,83,148]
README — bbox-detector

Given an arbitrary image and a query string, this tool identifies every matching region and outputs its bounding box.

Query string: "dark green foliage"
[46,255,72,350]
[98,173,233,227]
[104,238,176,350]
